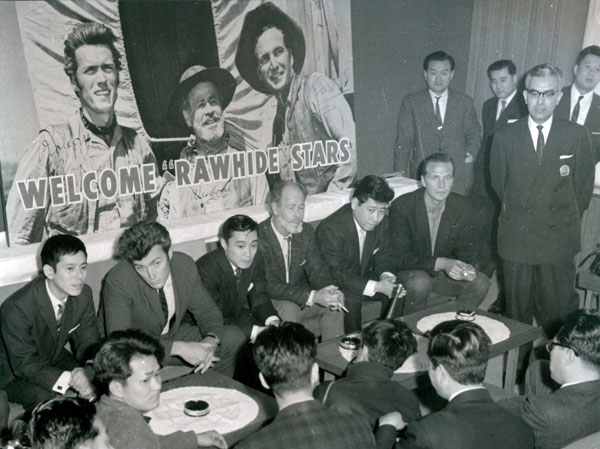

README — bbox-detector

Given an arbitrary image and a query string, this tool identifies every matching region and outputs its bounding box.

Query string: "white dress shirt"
[496,89,517,120]
[528,115,553,152]
[160,274,176,335]
[429,89,449,124]
[570,84,594,125]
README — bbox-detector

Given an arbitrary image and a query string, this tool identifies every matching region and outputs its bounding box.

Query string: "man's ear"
[351,197,359,211]
[556,90,564,105]
[183,107,193,128]
[108,379,124,398]
[167,248,173,260]
[219,237,228,250]
[449,70,455,81]
[356,345,369,362]
[258,372,271,391]
[310,362,319,387]
[42,264,55,280]
[523,89,529,105]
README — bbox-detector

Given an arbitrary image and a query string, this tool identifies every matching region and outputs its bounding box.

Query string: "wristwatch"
[204,333,221,346]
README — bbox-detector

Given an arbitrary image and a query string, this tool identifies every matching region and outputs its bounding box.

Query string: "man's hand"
[69,368,95,401]
[196,430,227,449]
[379,411,407,431]
[374,278,397,298]
[313,284,342,309]
[171,341,220,373]
[437,258,477,281]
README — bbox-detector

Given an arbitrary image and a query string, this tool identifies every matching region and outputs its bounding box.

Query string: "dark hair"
[362,320,417,370]
[555,309,600,371]
[420,152,455,177]
[487,59,516,78]
[576,45,600,66]
[428,320,490,385]
[30,397,98,449]
[525,63,563,90]
[64,22,121,84]
[253,24,293,65]
[117,222,171,262]
[41,235,87,271]
[94,329,164,392]
[268,181,306,209]
[353,176,394,205]
[220,214,258,242]
[252,322,316,395]
[423,51,455,71]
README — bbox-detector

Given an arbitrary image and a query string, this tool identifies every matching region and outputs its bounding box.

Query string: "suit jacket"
[316,204,396,296]
[376,389,534,449]
[235,399,376,449]
[195,248,278,338]
[257,219,332,307]
[500,379,600,449]
[490,117,595,263]
[389,188,479,275]
[314,361,421,431]
[0,276,100,391]
[99,252,224,355]
[394,88,481,194]
[555,86,600,161]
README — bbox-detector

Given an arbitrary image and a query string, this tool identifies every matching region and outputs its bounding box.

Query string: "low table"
[162,370,277,446]
[316,302,544,392]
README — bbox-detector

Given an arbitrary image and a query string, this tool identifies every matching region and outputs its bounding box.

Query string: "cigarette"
[338,302,349,313]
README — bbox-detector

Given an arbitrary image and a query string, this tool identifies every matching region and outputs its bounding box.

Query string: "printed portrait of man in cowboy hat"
[235,2,357,195]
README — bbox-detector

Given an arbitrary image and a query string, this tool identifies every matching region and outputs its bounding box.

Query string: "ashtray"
[339,337,361,350]
[456,310,476,321]
[184,400,210,417]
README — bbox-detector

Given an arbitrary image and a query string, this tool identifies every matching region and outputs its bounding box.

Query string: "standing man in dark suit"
[500,309,600,449]
[258,181,344,340]
[0,235,100,411]
[196,214,280,342]
[376,321,534,449]
[389,153,490,315]
[491,64,595,338]
[99,222,244,377]
[316,176,398,332]
[394,51,481,195]
[555,45,600,160]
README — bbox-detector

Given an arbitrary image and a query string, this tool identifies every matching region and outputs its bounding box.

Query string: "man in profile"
[30,397,114,449]
[500,309,600,449]
[389,153,489,314]
[235,322,376,449]
[257,181,344,341]
[7,22,160,244]
[0,235,100,411]
[394,51,481,195]
[100,221,244,377]
[236,2,356,194]
[376,321,533,449]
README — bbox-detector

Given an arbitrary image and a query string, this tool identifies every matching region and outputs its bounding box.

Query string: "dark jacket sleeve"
[490,129,508,202]
[574,125,595,216]
[248,254,280,324]
[71,287,101,362]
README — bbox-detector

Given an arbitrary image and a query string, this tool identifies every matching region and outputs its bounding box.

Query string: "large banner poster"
[3,0,355,246]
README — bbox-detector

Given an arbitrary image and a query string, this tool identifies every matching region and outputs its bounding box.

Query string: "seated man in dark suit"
[258,181,344,341]
[314,319,421,431]
[235,322,376,449]
[0,235,100,411]
[500,309,600,449]
[317,176,400,332]
[389,153,489,315]
[99,222,244,377]
[376,320,533,449]
[196,214,280,341]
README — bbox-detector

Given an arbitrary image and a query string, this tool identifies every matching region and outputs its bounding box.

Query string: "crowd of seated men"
[2,8,600,449]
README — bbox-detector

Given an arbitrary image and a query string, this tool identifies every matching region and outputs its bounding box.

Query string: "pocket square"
[592,132,600,135]
[68,323,80,334]
[507,119,518,123]
[373,247,380,255]
[559,154,574,159]
[247,282,254,292]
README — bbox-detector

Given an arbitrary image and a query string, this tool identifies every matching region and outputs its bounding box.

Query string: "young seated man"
[196,214,280,342]
[500,309,600,449]
[94,329,226,449]
[30,397,113,449]
[314,319,421,430]
[235,322,376,449]
[376,320,533,449]
[0,235,100,411]
[99,221,244,377]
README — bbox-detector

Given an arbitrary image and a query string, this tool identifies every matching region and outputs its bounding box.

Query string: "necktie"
[536,125,545,162]
[571,95,584,123]
[158,288,168,323]
[56,301,65,331]
[358,228,366,262]
[285,236,292,283]
[435,96,443,130]
[498,100,507,120]
[273,99,285,146]
[234,267,242,289]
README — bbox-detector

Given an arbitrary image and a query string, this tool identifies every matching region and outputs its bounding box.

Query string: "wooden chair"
[577,271,600,310]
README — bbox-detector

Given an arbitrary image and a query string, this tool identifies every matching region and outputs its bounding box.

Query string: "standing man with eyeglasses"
[490,64,595,338]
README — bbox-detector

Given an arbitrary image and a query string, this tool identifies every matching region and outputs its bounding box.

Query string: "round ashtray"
[184,400,210,417]
[456,310,476,321]
[339,336,361,350]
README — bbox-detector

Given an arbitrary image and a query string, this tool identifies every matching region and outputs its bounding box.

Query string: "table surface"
[316,302,544,390]
[162,370,277,446]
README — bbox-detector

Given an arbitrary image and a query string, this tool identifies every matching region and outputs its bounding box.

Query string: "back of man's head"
[252,322,316,396]
[117,222,171,262]
[428,320,490,385]
[30,397,101,449]
[41,235,87,271]
[362,319,417,370]
[555,309,600,373]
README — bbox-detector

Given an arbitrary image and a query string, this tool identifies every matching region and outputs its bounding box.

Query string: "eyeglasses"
[546,341,579,356]
[527,89,557,100]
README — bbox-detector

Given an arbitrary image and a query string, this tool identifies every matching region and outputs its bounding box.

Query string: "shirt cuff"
[363,280,377,297]
[306,291,316,307]
[250,325,261,343]
[52,371,72,395]
[265,315,280,326]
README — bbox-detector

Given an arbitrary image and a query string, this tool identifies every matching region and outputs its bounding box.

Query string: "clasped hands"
[171,339,220,374]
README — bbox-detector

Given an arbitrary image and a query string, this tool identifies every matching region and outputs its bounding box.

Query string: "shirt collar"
[353,218,366,236]
[429,89,448,102]
[500,89,517,107]
[528,114,553,133]
[45,279,68,317]
[346,361,394,380]
[448,385,486,402]
[572,84,595,103]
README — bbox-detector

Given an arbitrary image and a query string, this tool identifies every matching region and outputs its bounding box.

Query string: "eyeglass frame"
[526,89,558,100]
[546,340,579,357]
